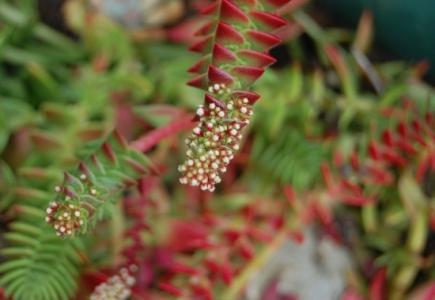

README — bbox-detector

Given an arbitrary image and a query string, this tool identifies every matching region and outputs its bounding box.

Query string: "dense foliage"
[0,1,434,300]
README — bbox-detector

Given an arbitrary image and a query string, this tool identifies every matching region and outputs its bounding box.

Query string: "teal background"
[316,0,435,78]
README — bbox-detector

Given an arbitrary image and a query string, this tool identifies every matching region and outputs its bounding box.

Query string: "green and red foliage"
[0,1,434,300]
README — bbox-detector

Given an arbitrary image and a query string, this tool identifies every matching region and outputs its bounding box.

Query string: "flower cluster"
[180,0,291,190]
[45,200,87,237]
[90,265,138,300]
[45,173,96,236]
[179,92,255,191]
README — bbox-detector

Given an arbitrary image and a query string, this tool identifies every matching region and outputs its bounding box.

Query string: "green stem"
[222,229,288,300]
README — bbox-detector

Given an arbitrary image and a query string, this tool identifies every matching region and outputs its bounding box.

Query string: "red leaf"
[158,282,183,297]
[205,93,227,109]
[232,0,257,6]
[231,66,264,86]
[265,0,291,7]
[190,282,213,300]
[216,22,245,45]
[381,149,406,167]
[247,30,281,51]
[188,56,210,74]
[212,44,236,65]
[189,36,213,53]
[283,185,296,206]
[194,21,214,36]
[131,114,195,152]
[220,0,249,24]
[167,220,210,252]
[340,194,374,206]
[369,140,381,160]
[382,130,394,147]
[224,228,242,242]
[321,163,334,191]
[187,73,208,89]
[230,90,261,104]
[369,268,387,300]
[423,282,435,300]
[171,262,200,276]
[238,238,255,260]
[102,142,116,162]
[397,121,407,137]
[208,65,234,85]
[238,49,276,67]
[250,11,288,30]
[200,1,218,15]
[395,138,416,154]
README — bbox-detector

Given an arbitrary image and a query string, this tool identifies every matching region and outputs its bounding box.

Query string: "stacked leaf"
[178,0,291,191]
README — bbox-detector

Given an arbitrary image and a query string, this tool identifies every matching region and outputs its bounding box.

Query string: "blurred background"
[0,0,434,300]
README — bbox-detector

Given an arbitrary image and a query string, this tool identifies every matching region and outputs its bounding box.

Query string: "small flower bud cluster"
[90,265,138,300]
[179,92,253,191]
[45,200,85,237]
[46,173,97,236]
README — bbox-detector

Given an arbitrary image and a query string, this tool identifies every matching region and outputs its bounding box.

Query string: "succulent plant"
[178,0,291,191]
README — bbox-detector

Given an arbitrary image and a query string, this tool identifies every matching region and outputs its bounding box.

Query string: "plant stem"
[222,229,288,300]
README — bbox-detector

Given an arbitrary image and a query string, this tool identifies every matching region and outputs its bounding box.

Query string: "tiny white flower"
[196,107,205,116]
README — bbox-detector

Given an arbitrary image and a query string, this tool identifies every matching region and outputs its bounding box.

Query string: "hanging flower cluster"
[179,0,291,191]
[90,265,138,300]
[179,92,258,191]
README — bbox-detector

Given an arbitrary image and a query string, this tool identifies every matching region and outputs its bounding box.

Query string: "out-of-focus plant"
[0,0,434,300]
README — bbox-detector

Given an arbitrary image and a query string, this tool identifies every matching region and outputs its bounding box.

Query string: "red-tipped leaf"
[250,11,288,30]
[231,90,261,104]
[216,22,245,45]
[187,74,208,89]
[220,0,249,24]
[208,65,234,85]
[188,56,211,74]
[231,66,264,86]
[246,30,281,51]
[238,49,276,67]
[212,44,237,65]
